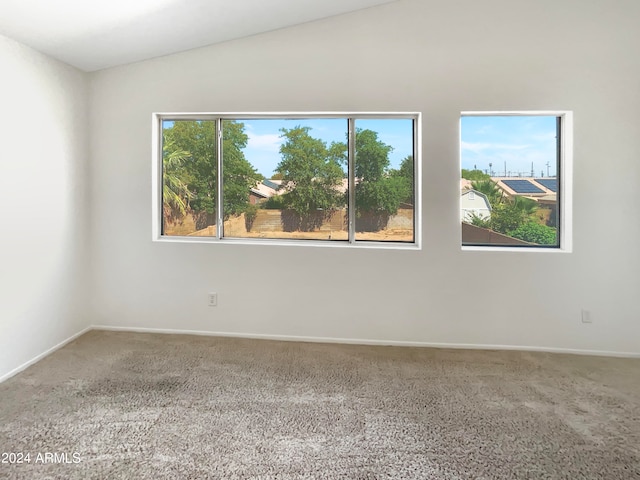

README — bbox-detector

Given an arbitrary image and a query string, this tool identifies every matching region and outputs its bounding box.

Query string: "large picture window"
[460,111,572,251]
[153,113,420,247]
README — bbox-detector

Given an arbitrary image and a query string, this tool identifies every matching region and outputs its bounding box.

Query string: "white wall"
[88,0,640,355]
[0,34,89,379]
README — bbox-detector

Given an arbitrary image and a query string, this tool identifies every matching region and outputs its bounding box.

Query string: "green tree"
[164,121,216,229]
[162,136,193,225]
[354,129,407,216]
[489,201,529,234]
[222,121,261,219]
[509,222,557,245]
[276,126,344,227]
[489,195,540,235]
[391,155,414,205]
[471,179,504,207]
[462,169,490,181]
[468,212,491,229]
[511,196,538,218]
[163,120,260,230]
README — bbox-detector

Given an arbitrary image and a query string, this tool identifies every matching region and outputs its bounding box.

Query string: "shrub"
[264,194,286,210]
[508,222,557,245]
[244,204,258,231]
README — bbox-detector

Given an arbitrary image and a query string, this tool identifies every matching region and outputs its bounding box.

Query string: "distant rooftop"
[501,179,545,194]
[490,177,557,198]
[534,178,557,193]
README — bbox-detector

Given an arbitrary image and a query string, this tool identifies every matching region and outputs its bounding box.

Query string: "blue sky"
[242,118,414,178]
[461,115,558,177]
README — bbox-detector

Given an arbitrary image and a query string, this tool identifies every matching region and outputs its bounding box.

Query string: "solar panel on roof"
[502,179,545,194]
[262,179,280,190]
[534,178,557,192]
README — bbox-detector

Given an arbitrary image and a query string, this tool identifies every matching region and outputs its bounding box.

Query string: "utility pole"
[489,163,492,177]
[546,161,550,177]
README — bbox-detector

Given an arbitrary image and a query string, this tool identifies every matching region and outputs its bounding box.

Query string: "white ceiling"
[0,0,399,72]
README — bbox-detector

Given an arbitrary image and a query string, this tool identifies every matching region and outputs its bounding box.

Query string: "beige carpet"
[1,331,639,479]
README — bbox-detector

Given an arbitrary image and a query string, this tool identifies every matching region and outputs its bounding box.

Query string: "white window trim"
[460,110,573,253]
[152,112,422,250]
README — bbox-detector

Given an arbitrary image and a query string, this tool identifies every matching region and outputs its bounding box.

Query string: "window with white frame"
[460,112,572,250]
[154,113,420,247]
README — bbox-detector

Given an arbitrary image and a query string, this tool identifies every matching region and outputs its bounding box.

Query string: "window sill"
[154,235,421,250]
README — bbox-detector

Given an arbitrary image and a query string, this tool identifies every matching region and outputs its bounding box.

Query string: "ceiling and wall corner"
[0,0,400,71]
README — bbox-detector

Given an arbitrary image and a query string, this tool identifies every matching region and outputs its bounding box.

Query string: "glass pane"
[461,115,560,247]
[161,119,217,237]
[354,119,415,242]
[223,118,348,241]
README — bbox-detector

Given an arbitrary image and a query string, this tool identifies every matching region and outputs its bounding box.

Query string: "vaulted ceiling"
[0,0,399,71]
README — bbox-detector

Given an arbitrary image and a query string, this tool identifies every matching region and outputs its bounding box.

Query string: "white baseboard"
[3,323,637,384]
[92,325,640,359]
[0,326,93,383]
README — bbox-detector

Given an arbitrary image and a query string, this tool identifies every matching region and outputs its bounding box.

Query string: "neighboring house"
[490,177,558,223]
[262,179,283,191]
[460,189,491,222]
[493,177,557,200]
[249,180,283,205]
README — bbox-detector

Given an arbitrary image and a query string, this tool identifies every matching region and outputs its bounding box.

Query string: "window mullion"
[216,118,223,240]
[556,116,562,248]
[347,118,356,243]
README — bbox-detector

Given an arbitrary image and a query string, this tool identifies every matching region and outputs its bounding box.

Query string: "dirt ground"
[165,213,414,242]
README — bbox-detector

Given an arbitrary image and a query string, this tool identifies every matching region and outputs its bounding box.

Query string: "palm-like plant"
[162,137,193,224]
[467,212,491,229]
[470,179,504,207]
[511,195,538,217]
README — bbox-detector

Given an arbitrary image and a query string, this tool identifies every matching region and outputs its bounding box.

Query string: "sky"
[242,118,414,178]
[461,115,558,177]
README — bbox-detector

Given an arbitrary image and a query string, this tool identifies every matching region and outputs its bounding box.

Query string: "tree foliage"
[509,222,557,245]
[511,196,538,217]
[222,121,262,219]
[462,169,490,181]
[163,120,260,230]
[276,126,345,218]
[390,155,414,205]
[162,136,193,225]
[468,212,491,229]
[163,121,216,228]
[488,195,540,236]
[471,179,504,207]
[354,129,409,216]
[489,202,529,234]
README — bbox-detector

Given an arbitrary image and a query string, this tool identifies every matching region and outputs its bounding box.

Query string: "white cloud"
[246,133,283,153]
[461,141,531,154]
[531,132,557,142]
[461,141,491,153]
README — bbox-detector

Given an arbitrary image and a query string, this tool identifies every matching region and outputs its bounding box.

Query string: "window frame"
[152,112,422,249]
[460,111,573,253]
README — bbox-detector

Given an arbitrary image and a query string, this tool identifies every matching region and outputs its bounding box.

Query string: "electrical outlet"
[581,309,592,324]
[208,293,218,307]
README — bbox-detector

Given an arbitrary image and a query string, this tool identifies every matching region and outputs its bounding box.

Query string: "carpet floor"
[0,330,639,479]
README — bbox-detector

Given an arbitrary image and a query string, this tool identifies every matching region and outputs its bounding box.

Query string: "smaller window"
[460,112,572,251]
